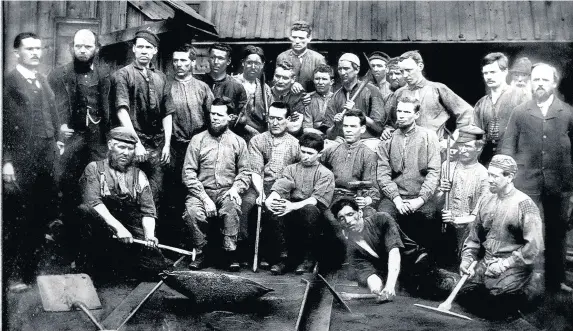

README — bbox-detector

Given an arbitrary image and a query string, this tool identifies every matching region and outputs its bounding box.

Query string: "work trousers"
[160,140,188,246]
[138,138,167,211]
[183,188,241,251]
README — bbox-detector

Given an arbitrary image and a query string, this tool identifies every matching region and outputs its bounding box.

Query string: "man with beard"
[49,29,112,230]
[473,53,529,164]
[265,133,335,274]
[458,155,544,319]
[240,102,301,268]
[509,57,533,101]
[384,51,473,146]
[434,125,489,267]
[323,53,385,150]
[501,63,573,293]
[182,97,250,271]
[377,96,441,256]
[276,20,326,93]
[167,44,214,244]
[3,32,63,291]
[270,60,304,135]
[303,64,334,134]
[75,127,169,279]
[233,45,272,140]
[366,51,392,101]
[379,58,409,141]
[111,30,174,210]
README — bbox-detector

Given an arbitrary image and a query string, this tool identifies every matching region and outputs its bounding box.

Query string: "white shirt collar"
[16,64,37,80]
[537,94,554,116]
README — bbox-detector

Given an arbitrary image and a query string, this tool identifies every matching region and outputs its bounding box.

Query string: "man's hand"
[57,141,65,156]
[367,274,383,295]
[290,111,301,122]
[135,142,148,163]
[404,197,424,213]
[60,124,75,138]
[442,209,454,224]
[343,100,355,111]
[393,196,409,215]
[459,259,475,278]
[380,127,394,141]
[115,226,133,244]
[203,197,217,218]
[291,82,304,94]
[3,162,16,183]
[438,178,452,193]
[302,93,311,106]
[333,112,344,123]
[223,186,242,206]
[378,286,396,302]
[485,259,509,277]
[144,235,159,248]
[266,197,285,214]
[355,196,372,208]
[276,200,295,217]
[160,144,171,165]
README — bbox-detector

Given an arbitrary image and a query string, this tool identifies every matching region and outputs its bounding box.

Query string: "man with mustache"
[434,125,489,267]
[377,96,441,256]
[270,60,305,135]
[276,20,326,94]
[49,29,112,233]
[501,63,573,294]
[509,57,533,101]
[233,45,272,141]
[3,32,63,291]
[111,30,174,211]
[303,64,334,134]
[74,127,169,279]
[182,97,250,271]
[323,53,385,150]
[458,155,543,319]
[383,51,473,148]
[473,53,529,165]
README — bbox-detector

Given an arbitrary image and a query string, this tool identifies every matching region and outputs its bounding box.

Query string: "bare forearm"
[117,108,141,143]
[385,248,401,290]
[293,197,317,210]
[142,216,156,238]
[162,115,172,147]
[93,204,125,233]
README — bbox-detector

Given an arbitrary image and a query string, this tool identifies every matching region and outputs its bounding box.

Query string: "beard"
[74,56,95,73]
[533,87,552,102]
[208,123,228,137]
[109,154,133,172]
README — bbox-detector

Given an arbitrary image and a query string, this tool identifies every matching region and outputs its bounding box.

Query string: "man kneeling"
[75,127,169,279]
[265,132,335,275]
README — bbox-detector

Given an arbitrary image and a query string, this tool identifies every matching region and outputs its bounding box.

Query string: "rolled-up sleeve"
[112,70,131,111]
[137,171,157,219]
[80,162,103,208]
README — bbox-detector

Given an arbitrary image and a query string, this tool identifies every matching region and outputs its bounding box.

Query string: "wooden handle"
[340,292,378,300]
[442,261,477,307]
[252,205,262,272]
[124,238,193,256]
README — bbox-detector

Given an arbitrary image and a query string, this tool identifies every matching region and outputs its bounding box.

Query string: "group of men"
[3,20,572,318]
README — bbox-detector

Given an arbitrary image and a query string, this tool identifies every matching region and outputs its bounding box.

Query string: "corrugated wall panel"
[505,1,520,40]
[430,1,446,41]
[386,1,401,40]
[445,1,460,41]
[460,1,477,41]
[474,1,490,41]
[489,1,507,41]
[531,1,549,40]
[518,1,534,40]
[401,1,416,40]
[416,1,432,41]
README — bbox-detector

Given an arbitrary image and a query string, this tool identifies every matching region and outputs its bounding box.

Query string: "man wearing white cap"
[323,53,385,150]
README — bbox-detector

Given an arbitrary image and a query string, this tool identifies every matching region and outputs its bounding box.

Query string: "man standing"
[265,133,335,274]
[459,155,544,318]
[509,57,533,101]
[366,51,392,101]
[303,64,334,134]
[270,60,305,135]
[386,57,407,95]
[233,45,272,140]
[49,29,111,224]
[435,125,489,266]
[321,110,380,223]
[377,97,441,255]
[3,32,63,290]
[385,51,473,143]
[111,30,174,209]
[276,20,326,93]
[501,63,573,293]
[474,53,529,164]
[75,127,169,279]
[323,53,385,146]
[182,98,250,271]
[241,102,301,267]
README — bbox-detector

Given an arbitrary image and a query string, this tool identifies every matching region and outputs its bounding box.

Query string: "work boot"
[227,250,240,272]
[189,249,207,270]
[295,260,315,275]
[271,262,287,275]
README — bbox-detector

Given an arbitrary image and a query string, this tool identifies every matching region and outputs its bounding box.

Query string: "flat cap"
[510,57,532,75]
[134,29,159,47]
[456,125,485,143]
[490,154,518,174]
[387,57,401,70]
[339,53,360,67]
[368,51,390,63]
[109,127,138,144]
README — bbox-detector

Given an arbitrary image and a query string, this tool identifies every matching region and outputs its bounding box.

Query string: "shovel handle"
[440,261,477,309]
[113,236,193,256]
[73,301,105,330]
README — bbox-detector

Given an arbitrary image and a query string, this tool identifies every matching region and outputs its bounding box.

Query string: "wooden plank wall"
[3,0,151,73]
[198,0,573,42]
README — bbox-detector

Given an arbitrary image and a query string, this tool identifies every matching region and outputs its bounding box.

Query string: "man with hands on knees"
[74,127,169,279]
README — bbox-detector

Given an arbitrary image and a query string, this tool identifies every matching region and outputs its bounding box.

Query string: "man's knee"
[183,197,207,224]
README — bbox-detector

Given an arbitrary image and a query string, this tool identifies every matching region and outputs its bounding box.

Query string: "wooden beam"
[101,282,158,330]
[128,0,175,20]
[99,20,171,46]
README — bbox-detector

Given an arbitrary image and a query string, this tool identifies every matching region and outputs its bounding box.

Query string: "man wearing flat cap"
[458,154,544,318]
[73,127,169,279]
[509,57,533,100]
[110,29,174,212]
[366,51,392,101]
[323,53,385,150]
[434,125,489,267]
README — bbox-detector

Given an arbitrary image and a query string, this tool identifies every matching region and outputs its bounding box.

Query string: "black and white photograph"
[2,1,573,330]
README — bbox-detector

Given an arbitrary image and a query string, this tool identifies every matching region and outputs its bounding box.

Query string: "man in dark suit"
[3,32,63,291]
[48,29,111,235]
[501,62,573,293]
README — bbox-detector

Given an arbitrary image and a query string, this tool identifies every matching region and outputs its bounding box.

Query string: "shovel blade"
[414,303,473,321]
[37,274,102,312]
